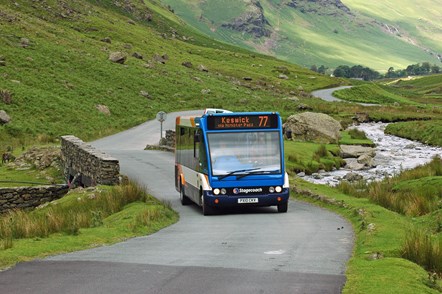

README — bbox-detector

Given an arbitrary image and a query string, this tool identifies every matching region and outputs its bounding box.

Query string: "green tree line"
[310,62,441,80]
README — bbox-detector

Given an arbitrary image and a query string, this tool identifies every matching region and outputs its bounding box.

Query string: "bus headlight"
[221,188,227,195]
[275,186,282,193]
[213,188,220,195]
[269,187,275,193]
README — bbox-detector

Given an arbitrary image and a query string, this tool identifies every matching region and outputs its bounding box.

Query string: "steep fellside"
[161,0,441,71]
[0,0,340,148]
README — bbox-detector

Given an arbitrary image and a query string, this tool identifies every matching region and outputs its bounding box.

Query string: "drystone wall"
[0,185,68,213]
[61,135,120,187]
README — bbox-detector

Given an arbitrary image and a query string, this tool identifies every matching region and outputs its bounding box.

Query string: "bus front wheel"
[201,193,215,216]
[277,202,288,213]
[180,185,192,205]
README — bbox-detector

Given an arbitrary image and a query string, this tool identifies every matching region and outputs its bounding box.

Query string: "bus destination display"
[207,114,278,130]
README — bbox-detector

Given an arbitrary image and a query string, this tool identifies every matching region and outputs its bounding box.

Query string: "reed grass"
[0,180,154,245]
[337,156,442,216]
[402,227,442,274]
[313,144,328,161]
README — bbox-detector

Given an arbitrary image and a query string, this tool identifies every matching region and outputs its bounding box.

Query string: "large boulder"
[284,112,342,143]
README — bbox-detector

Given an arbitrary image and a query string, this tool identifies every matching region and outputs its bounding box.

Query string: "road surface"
[311,86,352,102]
[0,110,354,294]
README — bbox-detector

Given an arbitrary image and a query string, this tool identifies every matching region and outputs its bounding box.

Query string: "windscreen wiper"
[236,169,280,179]
[218,168,260,180]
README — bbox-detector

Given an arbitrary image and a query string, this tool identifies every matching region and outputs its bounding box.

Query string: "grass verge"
[0,181,178,269]
[284,141,345,175]
[293,178,441,293]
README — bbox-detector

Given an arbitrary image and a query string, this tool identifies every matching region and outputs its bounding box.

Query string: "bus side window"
[194,130,199,159]
[194,130,208,174]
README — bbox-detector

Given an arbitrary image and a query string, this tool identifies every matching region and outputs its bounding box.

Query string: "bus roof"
[176,115,200,128]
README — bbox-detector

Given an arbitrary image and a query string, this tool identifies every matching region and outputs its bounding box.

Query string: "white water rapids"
[302,122,442,186]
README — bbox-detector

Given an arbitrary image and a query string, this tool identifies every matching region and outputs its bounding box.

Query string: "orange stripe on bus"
[181,174,185,186]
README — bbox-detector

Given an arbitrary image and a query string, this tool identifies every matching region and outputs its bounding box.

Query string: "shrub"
[348,128,367,140]
[0,89,12,104]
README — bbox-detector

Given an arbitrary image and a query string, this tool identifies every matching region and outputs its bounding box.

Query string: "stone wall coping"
[61,135,118,161]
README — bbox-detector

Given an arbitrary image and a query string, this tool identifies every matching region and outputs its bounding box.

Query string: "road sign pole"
[156,111,167,143]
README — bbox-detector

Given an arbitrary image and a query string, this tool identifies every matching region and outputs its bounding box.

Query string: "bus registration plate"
[238,198,258,204]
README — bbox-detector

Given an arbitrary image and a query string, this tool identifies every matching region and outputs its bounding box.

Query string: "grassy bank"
[292,156,442,293]
[385,120,442,147]
[294,177,442,293]
[0,181,178,269]
[333,83,417,105]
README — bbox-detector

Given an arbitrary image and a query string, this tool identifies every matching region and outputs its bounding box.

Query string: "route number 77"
[258,116,268,127]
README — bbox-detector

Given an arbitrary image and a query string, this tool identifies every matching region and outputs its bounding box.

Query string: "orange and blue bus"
[175,112,289,215]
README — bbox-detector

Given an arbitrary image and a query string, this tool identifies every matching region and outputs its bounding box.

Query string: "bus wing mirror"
[194,133,201,143]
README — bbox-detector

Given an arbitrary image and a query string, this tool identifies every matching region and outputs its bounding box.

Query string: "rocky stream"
[301,122,442,186]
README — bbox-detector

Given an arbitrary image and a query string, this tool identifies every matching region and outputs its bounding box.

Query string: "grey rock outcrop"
[344,158,365,171]
[182,61,193,68]
[132,52,143,59]
[341,145,376,170]
[198,64,208,72]
[101,37,112,43]
[109,52,126,64]
[96,104,110,115]
[221,1,271,38]
[0,110,11,124]
[343,172,363,182]
[357,153,375,167]
[340,145,375,158]
[284,112,342,143]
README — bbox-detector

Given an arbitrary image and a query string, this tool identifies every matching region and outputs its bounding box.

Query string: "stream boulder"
[341,145,376,170]
[284,112,342,143]
[340,145,375,158]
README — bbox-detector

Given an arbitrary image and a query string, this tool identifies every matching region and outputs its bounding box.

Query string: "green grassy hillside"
[161,0,441,71]
[344,0,442,53]
[0,0,342,149]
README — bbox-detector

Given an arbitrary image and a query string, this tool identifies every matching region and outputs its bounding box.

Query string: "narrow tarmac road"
[0,110,354,294]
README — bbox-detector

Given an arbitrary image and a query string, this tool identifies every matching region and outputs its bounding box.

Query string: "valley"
[1,1,442,293]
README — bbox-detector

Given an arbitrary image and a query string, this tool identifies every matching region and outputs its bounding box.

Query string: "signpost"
[156,111,167,141]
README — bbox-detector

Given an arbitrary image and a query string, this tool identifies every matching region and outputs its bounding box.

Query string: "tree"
[406,64,419,75]
[350,65,364,79]
[318,65,328,74]
[333,65,351,78]
[421,62,431,74]
[431,65,440,74]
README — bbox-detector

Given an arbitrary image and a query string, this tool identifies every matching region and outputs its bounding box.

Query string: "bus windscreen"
[207,131,282,176]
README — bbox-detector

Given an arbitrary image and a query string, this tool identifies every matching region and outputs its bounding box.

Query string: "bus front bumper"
[203,189,289,208]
